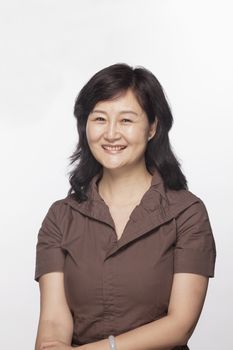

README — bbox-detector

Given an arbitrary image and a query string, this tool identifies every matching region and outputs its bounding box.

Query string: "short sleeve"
[174,199,217,277]
[34,201,66,282]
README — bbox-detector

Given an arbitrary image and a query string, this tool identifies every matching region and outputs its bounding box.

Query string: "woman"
[34,63,216,350]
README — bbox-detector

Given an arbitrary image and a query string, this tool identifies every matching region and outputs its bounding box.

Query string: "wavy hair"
[67,63,188,202]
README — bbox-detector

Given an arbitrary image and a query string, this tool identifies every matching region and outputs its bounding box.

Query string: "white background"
[0,0,232,349]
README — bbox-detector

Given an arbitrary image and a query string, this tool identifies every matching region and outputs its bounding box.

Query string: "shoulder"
[46,196,69,212]
[165,188,209,219]
[44,195,77,222]
[166,187,201,205]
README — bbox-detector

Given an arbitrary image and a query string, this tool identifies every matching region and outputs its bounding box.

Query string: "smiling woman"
[34,63,216,350]
[85,89,158,176]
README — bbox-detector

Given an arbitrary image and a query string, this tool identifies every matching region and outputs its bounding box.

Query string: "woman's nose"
[104,121,120,140]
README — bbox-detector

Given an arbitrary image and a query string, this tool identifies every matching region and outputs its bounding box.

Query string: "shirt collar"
[64,165,168,217]
[61,167,201,258]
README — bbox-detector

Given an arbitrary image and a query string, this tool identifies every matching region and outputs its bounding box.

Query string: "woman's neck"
[97,166,153,207]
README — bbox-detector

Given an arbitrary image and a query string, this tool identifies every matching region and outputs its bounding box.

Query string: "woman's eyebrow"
[91,109,139,116]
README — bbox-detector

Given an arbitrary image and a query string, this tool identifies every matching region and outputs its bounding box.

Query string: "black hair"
[67,63,188,202]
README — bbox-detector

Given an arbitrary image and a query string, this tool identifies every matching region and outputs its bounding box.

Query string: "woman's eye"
[93,117,131,123]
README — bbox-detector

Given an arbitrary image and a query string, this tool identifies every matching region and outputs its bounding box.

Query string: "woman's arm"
[85,273,209,350]
[34,272,74,350]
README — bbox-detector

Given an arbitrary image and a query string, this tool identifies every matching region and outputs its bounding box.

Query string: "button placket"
[102,256,117,335]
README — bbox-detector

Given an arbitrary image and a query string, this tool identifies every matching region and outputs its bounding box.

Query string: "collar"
[62,166,199,259]
[64,166,168,221]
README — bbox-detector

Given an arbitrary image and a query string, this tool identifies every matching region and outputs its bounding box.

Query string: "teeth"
[103,146,126,150]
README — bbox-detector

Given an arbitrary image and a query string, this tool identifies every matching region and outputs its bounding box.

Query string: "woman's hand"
[40,340,75,349]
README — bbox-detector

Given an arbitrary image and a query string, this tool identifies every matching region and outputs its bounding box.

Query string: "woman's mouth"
[102,145,127,153]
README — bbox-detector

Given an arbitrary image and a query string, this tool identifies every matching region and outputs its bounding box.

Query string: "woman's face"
[86,88,157,171]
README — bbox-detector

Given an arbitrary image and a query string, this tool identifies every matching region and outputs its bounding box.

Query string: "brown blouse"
[34,166,216,349]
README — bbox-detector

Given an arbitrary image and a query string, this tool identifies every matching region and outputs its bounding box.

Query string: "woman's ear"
[148,117,158,140]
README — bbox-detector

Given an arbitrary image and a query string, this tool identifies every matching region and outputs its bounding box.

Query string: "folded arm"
[86,272,209,350]
[34,272,74,350]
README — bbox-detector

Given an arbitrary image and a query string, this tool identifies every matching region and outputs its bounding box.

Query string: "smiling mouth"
[102,145,127,152]
[102,145,126,151]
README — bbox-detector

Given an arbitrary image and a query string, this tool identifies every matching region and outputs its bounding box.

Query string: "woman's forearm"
[86,315,189,350]
[34,320,73,350]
